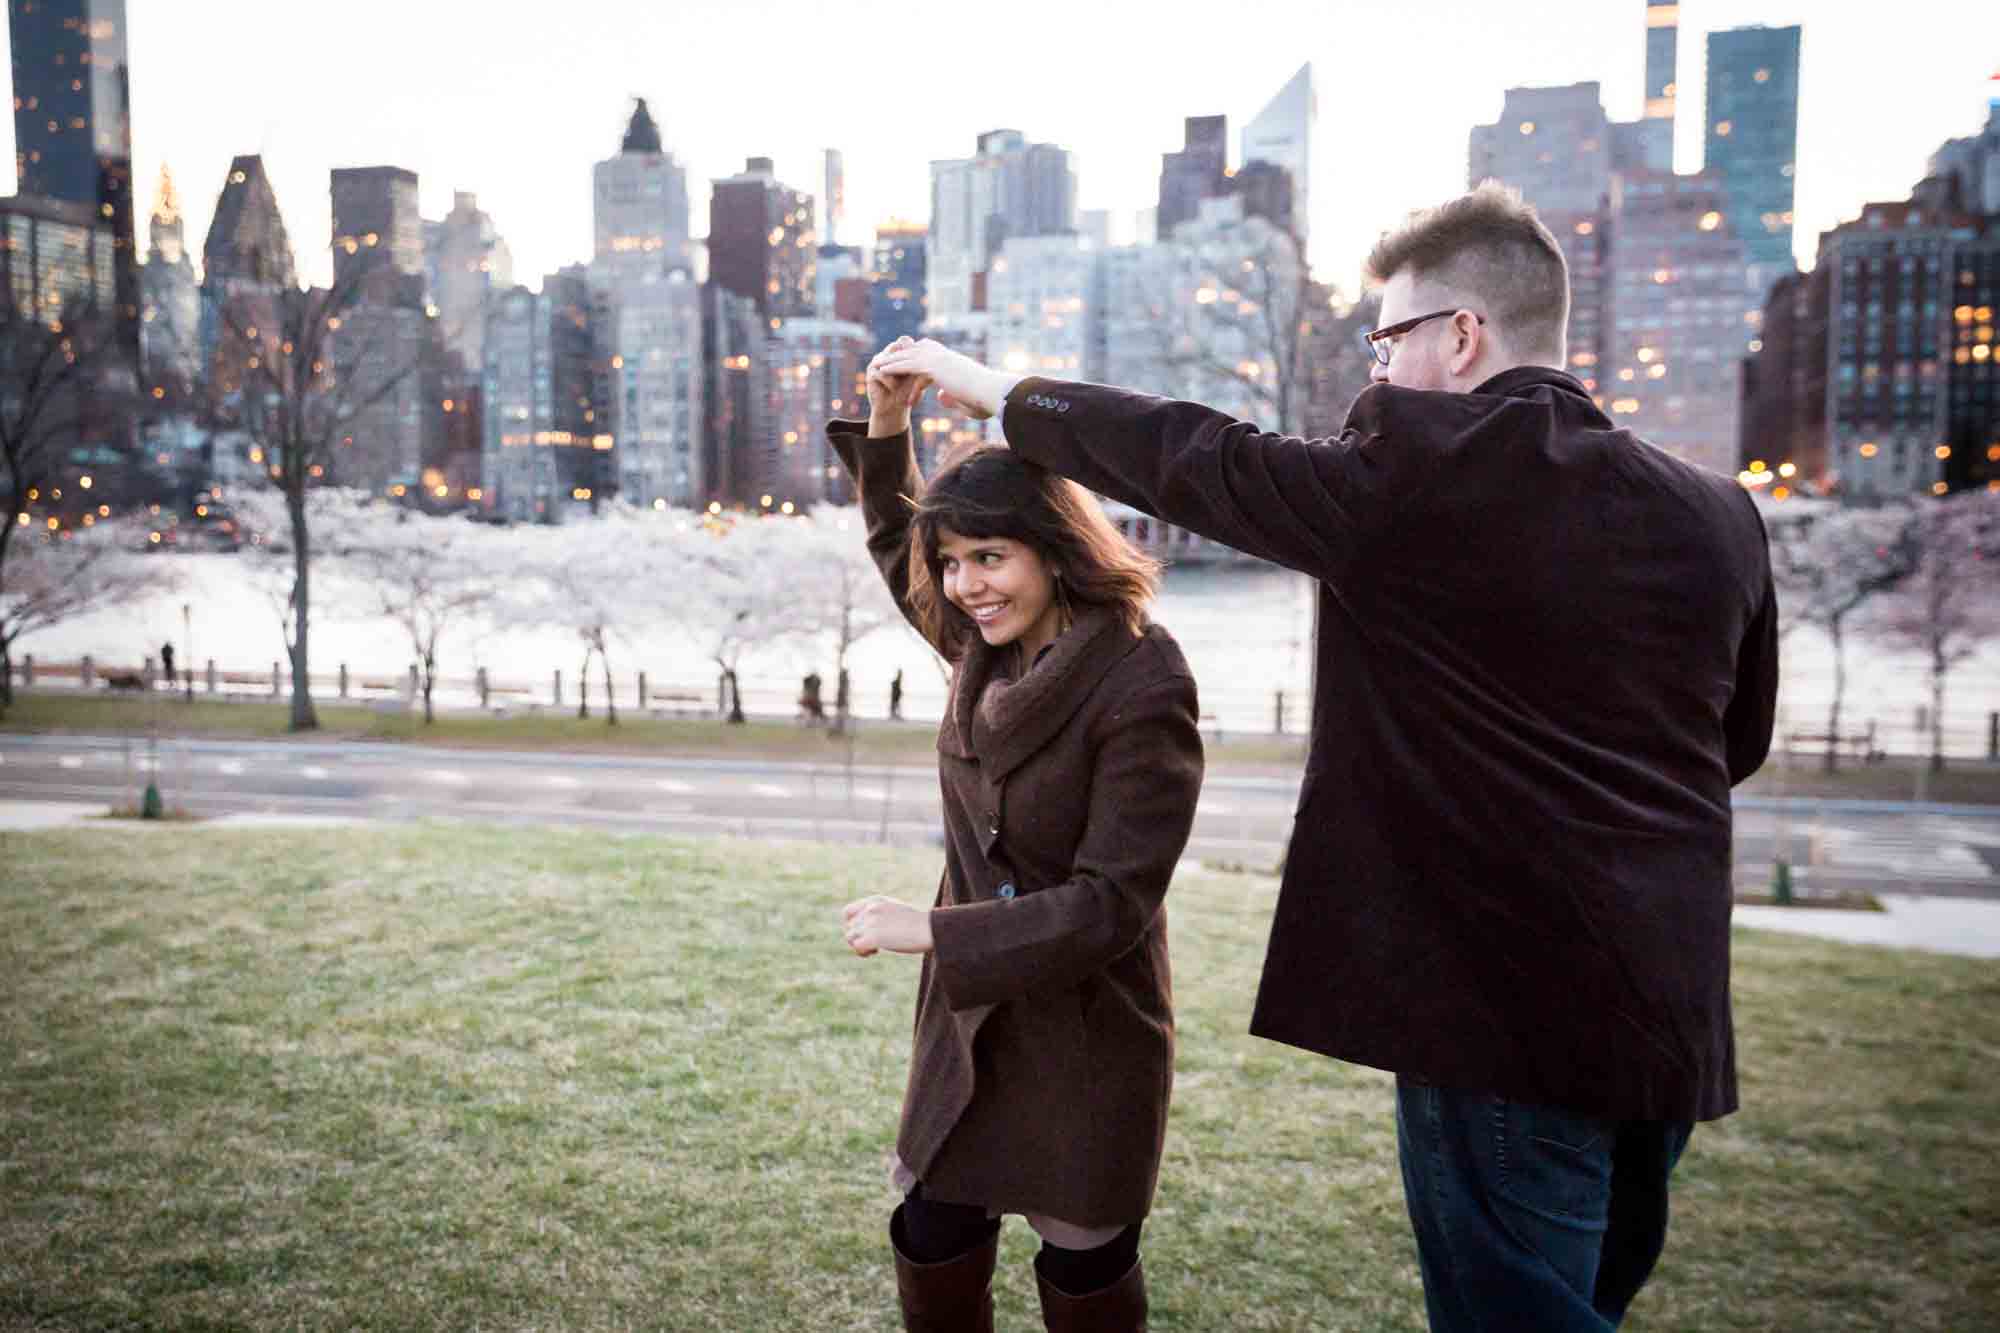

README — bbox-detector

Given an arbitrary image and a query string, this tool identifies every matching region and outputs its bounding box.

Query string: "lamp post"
[182,602,192,703]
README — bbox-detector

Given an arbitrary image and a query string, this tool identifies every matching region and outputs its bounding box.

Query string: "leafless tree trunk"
[0,299,127,713]
[208,251,426,732]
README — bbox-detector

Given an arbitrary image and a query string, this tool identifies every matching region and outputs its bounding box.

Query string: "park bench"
[648,690,707,719]
[1785,720,1883,764]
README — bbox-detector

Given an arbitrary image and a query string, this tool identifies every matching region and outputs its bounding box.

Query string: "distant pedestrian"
[160,642,176,690]
[889,668,904,721]
[799,671,824,724]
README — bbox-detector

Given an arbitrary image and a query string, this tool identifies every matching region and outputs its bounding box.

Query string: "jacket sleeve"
[928,673,1204,1010]
[826,418,956,658]
[1725,556,1780,786]
[1000,376,1435,584]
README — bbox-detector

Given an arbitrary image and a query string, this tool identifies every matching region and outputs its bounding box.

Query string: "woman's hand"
[841,895,935,957]
[873,339,1020,422]
[865,337,931,437]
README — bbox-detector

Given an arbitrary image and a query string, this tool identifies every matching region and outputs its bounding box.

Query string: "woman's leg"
[890,1184,1002,1333]
[897,1185,1001,1263]
[1027,1216,1147,1330]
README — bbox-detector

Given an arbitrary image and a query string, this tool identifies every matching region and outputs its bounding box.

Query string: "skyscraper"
[988,233,1092,380]
[708,156,814,322]
[1704,24,1802,296]
[756,318,869,509]
[1600,170,1760,476]
[425,190,512,376]
[1468,83,1612,215]
[1157,115,1227,241]
[928,129,1077,317]
[1626,0,1680,173]
[8,0,136,353]
[1742,186,1998,500]
[1240,64,1314,245]
[199,155,295,390]
[869,221,926,348]
[0,192,113,321]
[1929,88,2000,217]
[140,165,198,385]
[608,271,705,509]
[481,271,601,522]
[328,165,427,492]
[823,148,845,249]
[592,99,692,288]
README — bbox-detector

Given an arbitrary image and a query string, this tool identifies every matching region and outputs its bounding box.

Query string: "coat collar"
[1470,365,1599,409]
[937,605,1142,778]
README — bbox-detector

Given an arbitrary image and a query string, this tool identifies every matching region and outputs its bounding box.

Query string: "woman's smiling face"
[935,526,1062,658]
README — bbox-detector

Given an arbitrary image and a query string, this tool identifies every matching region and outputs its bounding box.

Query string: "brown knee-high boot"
[891,1204,999,1333]
[1035,1256,1147,1332]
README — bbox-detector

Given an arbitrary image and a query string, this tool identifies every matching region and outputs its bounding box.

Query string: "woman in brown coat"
[831,343,1204,1332]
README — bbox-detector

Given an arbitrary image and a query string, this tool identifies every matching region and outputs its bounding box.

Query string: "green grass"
[2,827,1994,1330]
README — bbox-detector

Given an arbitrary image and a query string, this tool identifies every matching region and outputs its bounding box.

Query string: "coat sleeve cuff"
[928,900,1016,1012]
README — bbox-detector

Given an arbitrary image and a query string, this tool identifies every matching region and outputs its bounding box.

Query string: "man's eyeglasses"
[1360,309,1486,367]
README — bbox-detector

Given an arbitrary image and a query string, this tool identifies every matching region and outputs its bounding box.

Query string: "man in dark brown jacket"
[876,182,1779,1332]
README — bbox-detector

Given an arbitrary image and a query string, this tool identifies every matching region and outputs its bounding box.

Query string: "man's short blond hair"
[1365,181,1570,365]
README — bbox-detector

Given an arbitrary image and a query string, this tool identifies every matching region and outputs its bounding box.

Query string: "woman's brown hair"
[905,444,1161,653]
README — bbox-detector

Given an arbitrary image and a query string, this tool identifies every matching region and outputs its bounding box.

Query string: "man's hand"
[874,339,1021,423]
[865,337,931,437]
[841,895,935,957]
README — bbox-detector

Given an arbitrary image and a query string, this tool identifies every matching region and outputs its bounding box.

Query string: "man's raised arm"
[873,338,1413,583]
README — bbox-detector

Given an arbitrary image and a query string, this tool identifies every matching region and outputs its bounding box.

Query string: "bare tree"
[0,516,180,716]
[1769,501,1918,771]
[685,513,809,725]
[345,507,497,724]
[787,510,902,733]
[0,298,132,707]
[205,252,424,731]
[498,509,691,728]
[1872,491,2000,771]
[1126,210,1375,440]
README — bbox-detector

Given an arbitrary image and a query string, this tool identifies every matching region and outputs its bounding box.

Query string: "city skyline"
[3,1,1991,297]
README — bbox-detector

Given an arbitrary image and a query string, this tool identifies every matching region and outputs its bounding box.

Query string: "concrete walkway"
[1733,895,2000,959]
[0,801,374,833]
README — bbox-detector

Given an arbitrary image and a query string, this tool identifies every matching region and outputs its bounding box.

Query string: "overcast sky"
[8,0,1995,295]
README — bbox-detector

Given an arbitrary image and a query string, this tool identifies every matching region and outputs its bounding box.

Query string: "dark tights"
[897,1184,1141,1295]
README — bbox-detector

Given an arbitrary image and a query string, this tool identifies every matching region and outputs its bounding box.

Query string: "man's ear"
[1446,309,1485,377]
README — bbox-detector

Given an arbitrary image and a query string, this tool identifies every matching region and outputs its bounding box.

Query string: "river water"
[20,553,2000,759]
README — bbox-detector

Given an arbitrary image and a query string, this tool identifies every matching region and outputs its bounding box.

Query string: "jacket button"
[997,882,1015,900]
[988,813,1000,835]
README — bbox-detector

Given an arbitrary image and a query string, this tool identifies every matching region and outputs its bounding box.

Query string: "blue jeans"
[1395,1078,1693,1333]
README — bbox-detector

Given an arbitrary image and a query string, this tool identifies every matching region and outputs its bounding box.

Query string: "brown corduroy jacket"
[828,419,1205,1226]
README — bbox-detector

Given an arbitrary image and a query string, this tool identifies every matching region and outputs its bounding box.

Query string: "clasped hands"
[863,336,1022,433]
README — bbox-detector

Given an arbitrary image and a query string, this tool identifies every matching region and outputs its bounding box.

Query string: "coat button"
[997,882,1016,900]
[987,814,1000,835]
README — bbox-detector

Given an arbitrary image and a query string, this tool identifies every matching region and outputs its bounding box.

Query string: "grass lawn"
[6,692,2000,799]
[2,827,1995,1330]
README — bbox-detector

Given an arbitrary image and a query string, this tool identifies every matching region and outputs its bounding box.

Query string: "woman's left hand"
[842,896,935,957]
